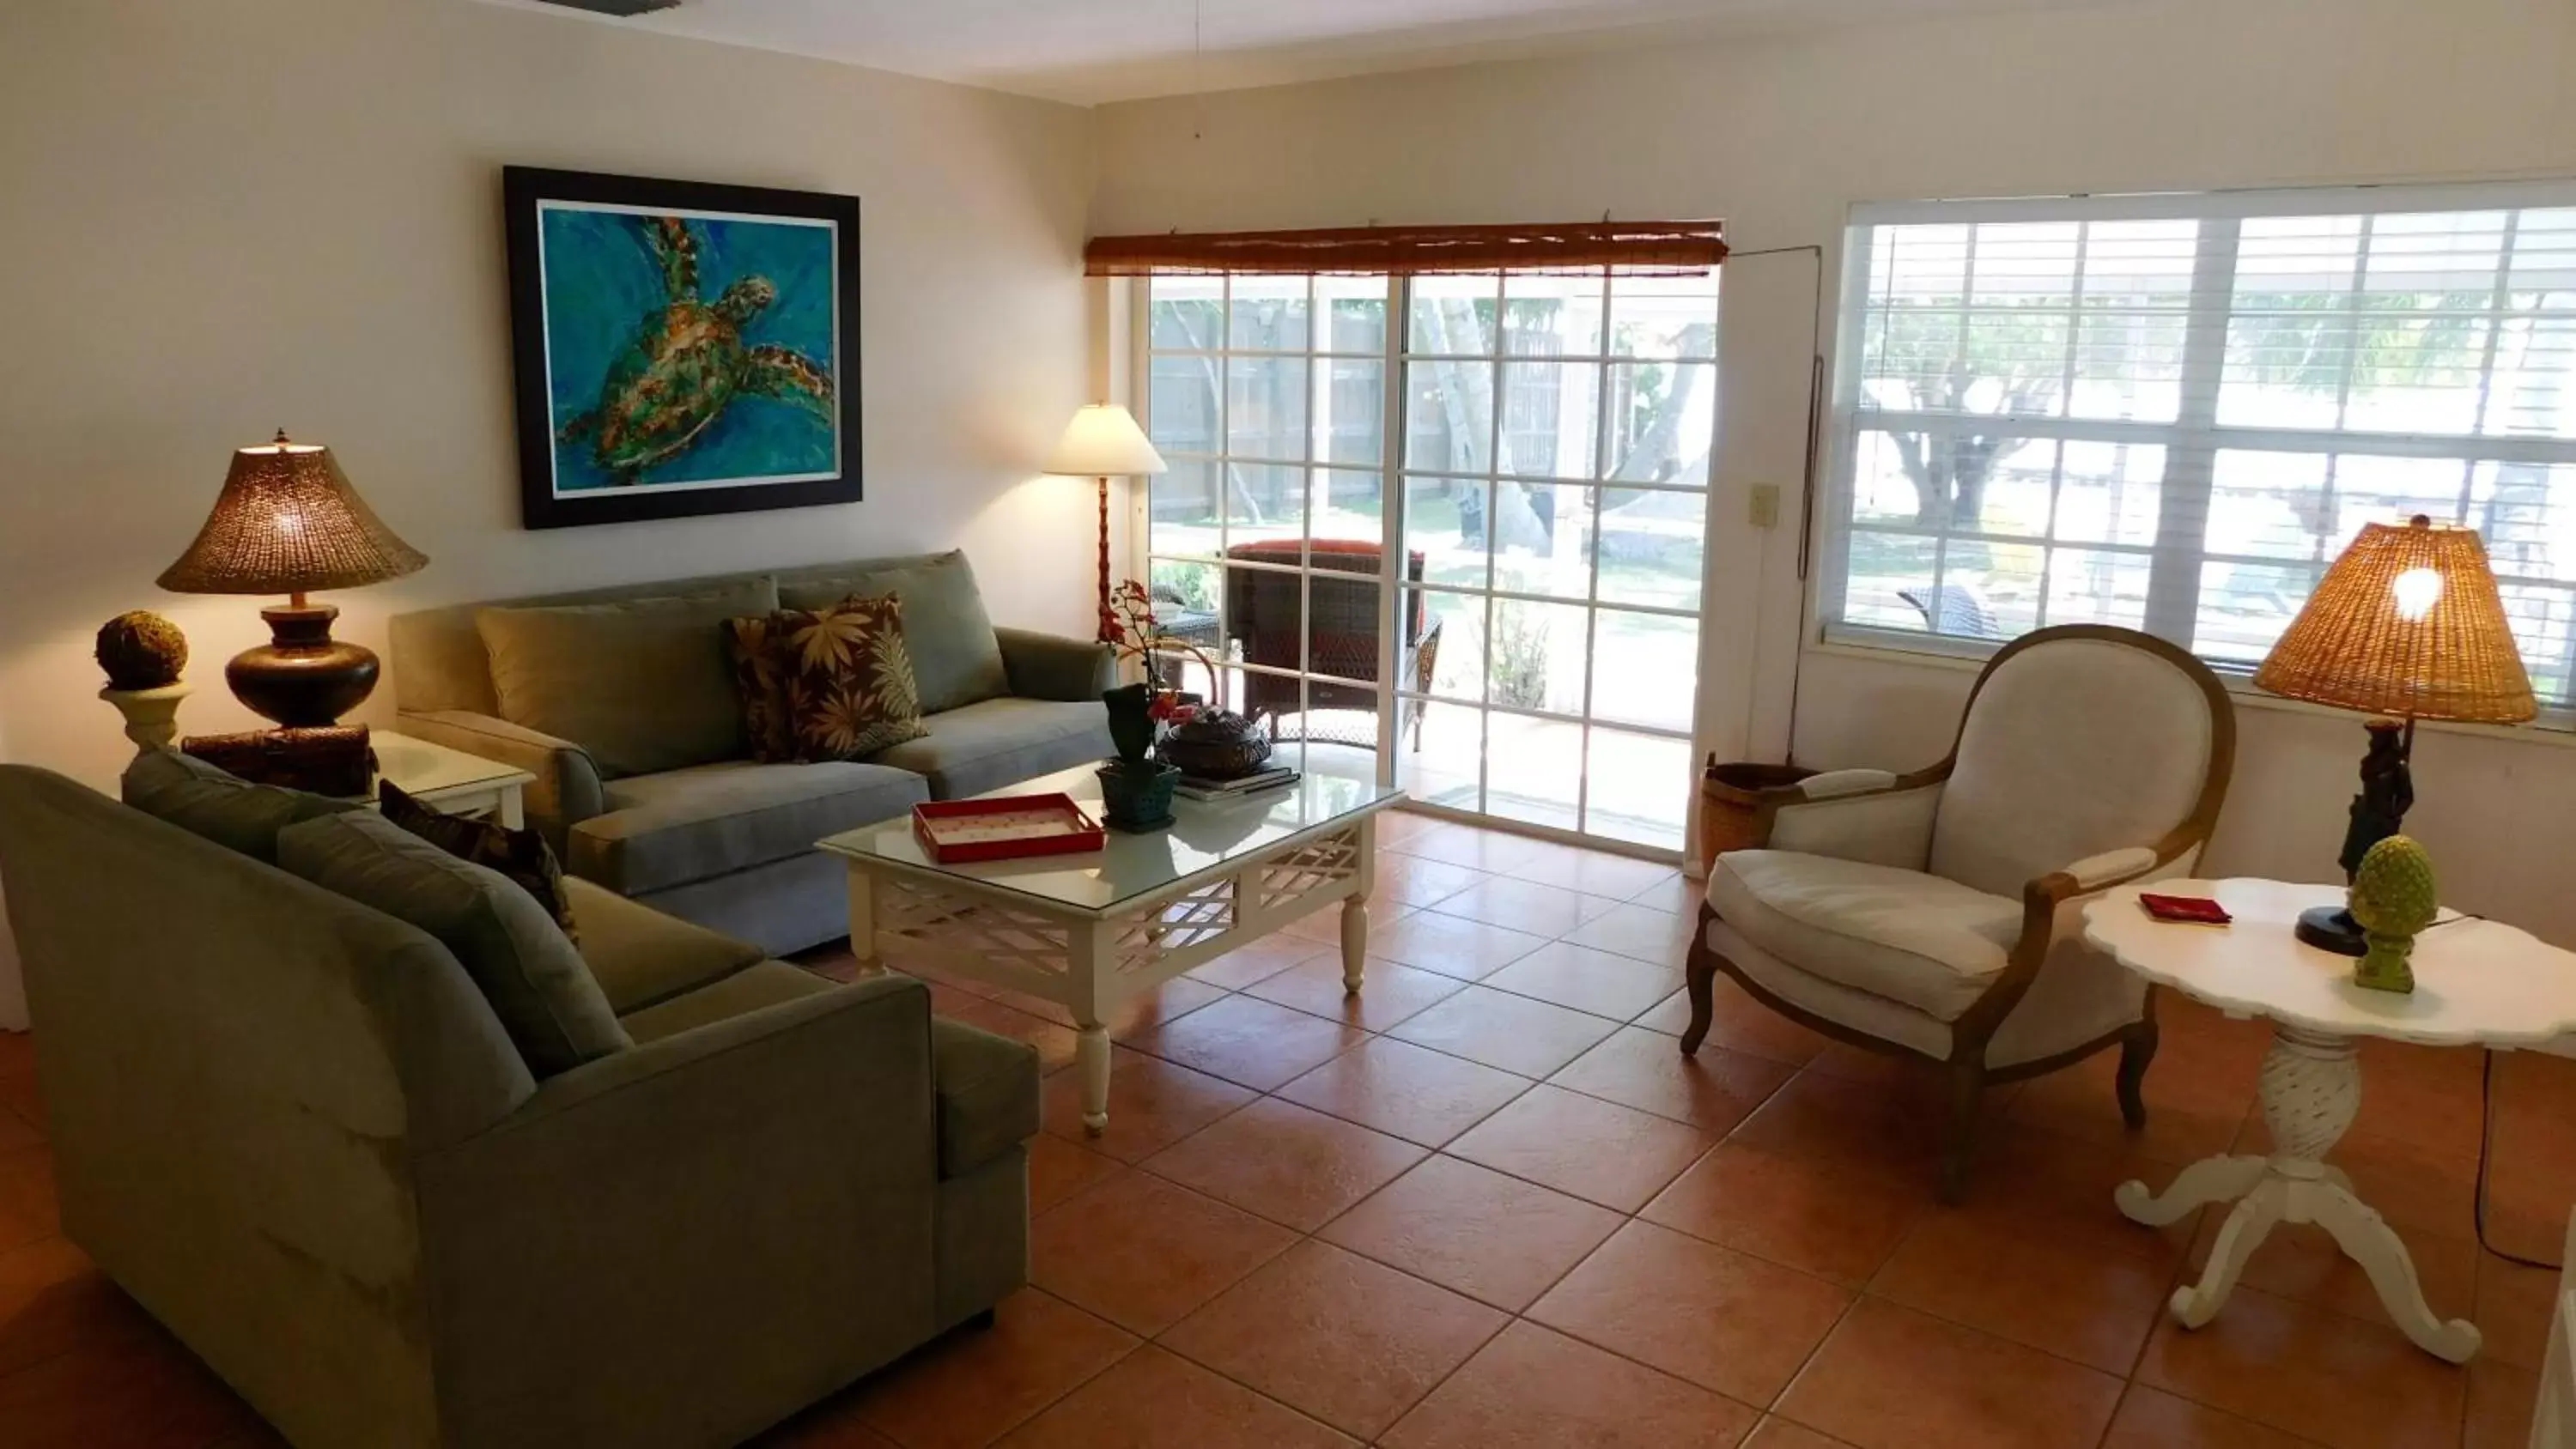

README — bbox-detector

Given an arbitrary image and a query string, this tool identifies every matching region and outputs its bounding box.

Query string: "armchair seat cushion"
[871,698,1111,800]
[620,971,1039,1179]
[617,960,839,1041]
[563,877,767,1014]
[570,761,929,895]
[930,1019,1040,1179]
[1708,850,2020,1022]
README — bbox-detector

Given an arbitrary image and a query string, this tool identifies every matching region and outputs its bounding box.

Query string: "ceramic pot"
[1157,710,1273,779]
[1097,759,1181,832]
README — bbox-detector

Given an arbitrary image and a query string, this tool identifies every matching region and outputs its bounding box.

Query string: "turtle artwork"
[557,215,835,486]
[505,167,860,529]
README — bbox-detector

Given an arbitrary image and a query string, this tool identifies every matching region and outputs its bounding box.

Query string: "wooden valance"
[1083,221,1726,277]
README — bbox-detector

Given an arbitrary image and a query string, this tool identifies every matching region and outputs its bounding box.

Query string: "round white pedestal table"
[2082,878,2576,1363]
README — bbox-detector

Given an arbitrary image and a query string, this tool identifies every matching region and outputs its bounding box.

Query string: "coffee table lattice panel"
[877,878,1073,980]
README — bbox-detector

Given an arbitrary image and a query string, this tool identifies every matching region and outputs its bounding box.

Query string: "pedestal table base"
[2112,1022,2482,1363]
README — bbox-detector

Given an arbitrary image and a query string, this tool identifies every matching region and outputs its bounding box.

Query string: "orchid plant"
[1103,579,1224,724]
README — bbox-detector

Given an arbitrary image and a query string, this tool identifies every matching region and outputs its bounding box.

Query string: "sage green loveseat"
[389,551,1114,955]
[0,765,1038,1449]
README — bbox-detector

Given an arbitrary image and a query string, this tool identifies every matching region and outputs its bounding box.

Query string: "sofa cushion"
[476,577,780,779]
[931,1017,1039,1179]
[871,698,1113,800]
[777,551,1006,714]
[279,812,630,1076]
[379,778,578,944]
[121,749,356,863]
[568,760,929,895]
[562,876,766,1014]
[1707,849,2020,1022]
[617,960,838,1042]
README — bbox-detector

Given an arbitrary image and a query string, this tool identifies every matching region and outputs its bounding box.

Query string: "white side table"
[2084,877,2576,1363]
[365,731,535,829]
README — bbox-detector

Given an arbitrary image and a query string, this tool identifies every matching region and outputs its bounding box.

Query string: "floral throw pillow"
[723,612,799,764]
[777,594,930,762]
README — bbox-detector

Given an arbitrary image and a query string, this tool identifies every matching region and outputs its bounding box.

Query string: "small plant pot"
[1097,759,1181,833]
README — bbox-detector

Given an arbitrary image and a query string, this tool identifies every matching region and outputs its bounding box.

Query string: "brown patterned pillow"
[723,612,799,764]
[777,593,930,762]
[376,779,579,945]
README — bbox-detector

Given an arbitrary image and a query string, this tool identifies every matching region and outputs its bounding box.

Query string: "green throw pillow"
[121,749,356,863]
[277,811,629,1077]
[476,577,780,779]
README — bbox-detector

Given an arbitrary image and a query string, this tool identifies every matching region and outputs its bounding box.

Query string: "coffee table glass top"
[817,763,1405,915]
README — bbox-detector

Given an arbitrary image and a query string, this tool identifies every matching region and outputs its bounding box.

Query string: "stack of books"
[1175,765,1302,802]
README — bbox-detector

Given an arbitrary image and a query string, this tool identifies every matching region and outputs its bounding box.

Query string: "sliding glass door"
[1137,268,1717,852]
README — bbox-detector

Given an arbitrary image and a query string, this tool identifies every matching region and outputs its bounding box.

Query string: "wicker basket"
[1689,759,1816,880]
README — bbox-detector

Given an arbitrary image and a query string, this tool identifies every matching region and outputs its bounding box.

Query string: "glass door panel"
[1143,266,1716,853]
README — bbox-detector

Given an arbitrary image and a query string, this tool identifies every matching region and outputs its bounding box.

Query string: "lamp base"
[2295,904,2369,957]
[226,603,379,728]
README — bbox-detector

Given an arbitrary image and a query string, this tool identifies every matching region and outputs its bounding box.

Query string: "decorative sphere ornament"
[2348,834,2438,994]
[95,610,189,691]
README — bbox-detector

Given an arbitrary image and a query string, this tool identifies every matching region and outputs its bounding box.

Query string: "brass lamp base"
[226,602,380,728]
[2294,904,2369,958]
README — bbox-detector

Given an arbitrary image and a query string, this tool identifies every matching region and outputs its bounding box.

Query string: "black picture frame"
[501,166,862,530]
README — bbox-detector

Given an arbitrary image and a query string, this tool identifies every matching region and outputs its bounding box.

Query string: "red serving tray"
[910,793,1106,864]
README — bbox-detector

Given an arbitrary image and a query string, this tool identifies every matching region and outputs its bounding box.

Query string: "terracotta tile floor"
[3,811,2574,1447]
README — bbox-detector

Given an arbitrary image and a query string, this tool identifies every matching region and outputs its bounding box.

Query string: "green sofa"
[0,763,1039,1449]
[389,551,1115,955]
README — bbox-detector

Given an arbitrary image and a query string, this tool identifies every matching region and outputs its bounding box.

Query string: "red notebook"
[2138,893,2231,925]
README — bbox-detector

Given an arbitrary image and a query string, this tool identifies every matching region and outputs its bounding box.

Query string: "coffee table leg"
[1340,896,1368,996]
[845,870,884,976]
[1076,1022,1111,1136]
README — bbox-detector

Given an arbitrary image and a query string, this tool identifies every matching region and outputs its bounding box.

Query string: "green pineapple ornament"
[2347,834,2438,994]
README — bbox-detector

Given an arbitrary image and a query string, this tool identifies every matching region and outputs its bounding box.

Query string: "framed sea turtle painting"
[502,167,860,528]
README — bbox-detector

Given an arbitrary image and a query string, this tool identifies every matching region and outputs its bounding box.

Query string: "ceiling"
[472,0,2090,106]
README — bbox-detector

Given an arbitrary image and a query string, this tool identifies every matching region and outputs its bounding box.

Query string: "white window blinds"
[1824,185,2576,706]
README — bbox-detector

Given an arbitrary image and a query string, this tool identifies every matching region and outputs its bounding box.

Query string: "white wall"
[0,0,1098,1027]
[0,0,1097,790]
[1093,0,2576,946]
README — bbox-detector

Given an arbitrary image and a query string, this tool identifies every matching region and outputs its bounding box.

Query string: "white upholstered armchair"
[1682,625,2235,1200]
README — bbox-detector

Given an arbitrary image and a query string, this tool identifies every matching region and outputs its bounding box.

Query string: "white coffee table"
[818,764,1405,1134]
[2084,877,2576,1362]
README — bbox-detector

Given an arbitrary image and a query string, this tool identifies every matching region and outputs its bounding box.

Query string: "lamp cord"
[2477,1045,2567,1271]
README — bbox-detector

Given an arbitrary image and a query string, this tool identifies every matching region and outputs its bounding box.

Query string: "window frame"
[1818,179,2576,722]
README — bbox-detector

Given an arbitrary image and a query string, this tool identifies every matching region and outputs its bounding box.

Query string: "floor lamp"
[1043,404,1168,644]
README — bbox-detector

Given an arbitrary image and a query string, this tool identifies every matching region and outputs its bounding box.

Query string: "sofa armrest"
[995,627,1115,701]
[398,709,605,840]
[416,973,939,1446]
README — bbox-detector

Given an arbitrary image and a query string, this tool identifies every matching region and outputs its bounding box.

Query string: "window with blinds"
[1824,186,2576,706]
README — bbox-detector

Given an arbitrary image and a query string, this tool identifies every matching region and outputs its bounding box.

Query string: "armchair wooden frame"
[1680,625,2238,1202]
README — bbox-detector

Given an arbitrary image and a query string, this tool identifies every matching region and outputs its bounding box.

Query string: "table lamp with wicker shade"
[158,432,428,728]
[2254,514,2535,955]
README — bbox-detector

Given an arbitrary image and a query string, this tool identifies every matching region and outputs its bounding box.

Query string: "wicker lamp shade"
[157,433,426,596]
[2254,516,2535,723]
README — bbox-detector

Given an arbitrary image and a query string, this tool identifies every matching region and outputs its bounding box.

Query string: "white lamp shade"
[1044,404,1167,476]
